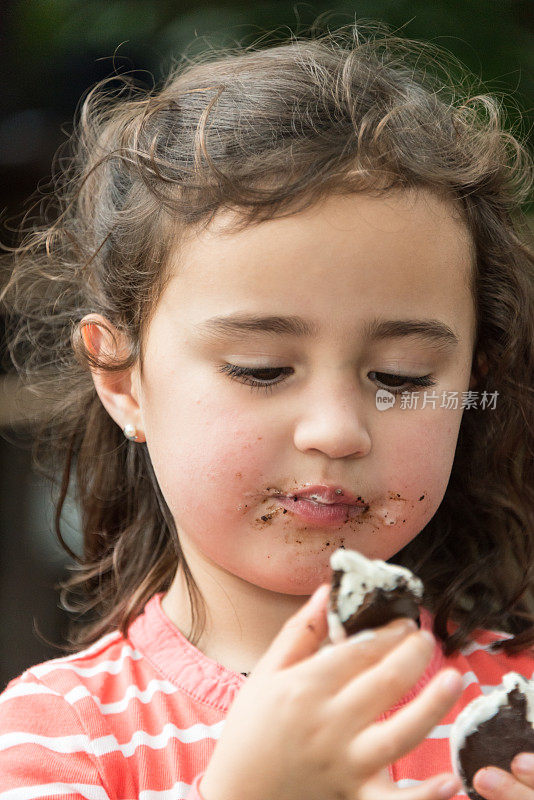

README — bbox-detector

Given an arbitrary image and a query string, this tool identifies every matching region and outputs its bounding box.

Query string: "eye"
[217,364,293,393]
[217,364,437,397]
[369,371,437,395]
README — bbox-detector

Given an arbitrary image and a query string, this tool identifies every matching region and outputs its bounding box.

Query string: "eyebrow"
[193,314,460,349]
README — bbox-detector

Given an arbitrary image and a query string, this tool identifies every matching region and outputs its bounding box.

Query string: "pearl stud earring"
[123,424,139,441]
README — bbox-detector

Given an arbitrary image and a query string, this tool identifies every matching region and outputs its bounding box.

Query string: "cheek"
[353,409,463,561]
[146,392,270,519]
[380,408,462,510]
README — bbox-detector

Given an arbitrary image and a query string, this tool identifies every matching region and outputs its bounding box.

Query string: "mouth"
[276,496,368,526]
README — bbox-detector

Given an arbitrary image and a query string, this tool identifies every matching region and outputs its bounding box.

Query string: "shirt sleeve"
[0,674,112,799]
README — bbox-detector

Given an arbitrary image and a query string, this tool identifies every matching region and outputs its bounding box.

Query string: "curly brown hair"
[1,20,533,656]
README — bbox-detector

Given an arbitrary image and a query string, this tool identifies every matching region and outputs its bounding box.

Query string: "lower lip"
[276,496,369,526]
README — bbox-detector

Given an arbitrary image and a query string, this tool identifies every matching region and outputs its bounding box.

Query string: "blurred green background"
[0,0,532,688]
[2,0,533,230]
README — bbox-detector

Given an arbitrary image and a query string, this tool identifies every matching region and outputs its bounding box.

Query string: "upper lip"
[279,485,368,507]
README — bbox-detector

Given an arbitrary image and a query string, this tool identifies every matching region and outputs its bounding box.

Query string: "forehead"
[163,188,475,344]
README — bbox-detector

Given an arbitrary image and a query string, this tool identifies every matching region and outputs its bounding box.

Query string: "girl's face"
[133,189,476,594]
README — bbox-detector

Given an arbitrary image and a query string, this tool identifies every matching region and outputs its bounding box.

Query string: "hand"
[473,755,534,800]
[199,583,464,800]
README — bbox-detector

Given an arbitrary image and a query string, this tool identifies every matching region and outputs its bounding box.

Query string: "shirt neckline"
[128,592,246,711]
[128,592,445,713]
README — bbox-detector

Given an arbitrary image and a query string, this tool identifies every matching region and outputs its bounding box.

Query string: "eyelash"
[217,364,437,396]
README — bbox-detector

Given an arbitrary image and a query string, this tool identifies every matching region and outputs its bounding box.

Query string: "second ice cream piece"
[450,672,534,800]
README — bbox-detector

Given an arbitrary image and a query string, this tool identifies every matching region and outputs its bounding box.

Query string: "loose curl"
[1,20,533,656]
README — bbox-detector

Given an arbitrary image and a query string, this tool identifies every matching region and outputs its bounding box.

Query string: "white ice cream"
[450,672,534,779]
[327,548,424,643]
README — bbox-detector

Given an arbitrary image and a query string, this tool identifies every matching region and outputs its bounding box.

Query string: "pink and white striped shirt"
[1,592,533,799]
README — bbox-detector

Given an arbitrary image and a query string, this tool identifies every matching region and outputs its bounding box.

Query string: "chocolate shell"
[451,672,534,800]
[327,548,424,642]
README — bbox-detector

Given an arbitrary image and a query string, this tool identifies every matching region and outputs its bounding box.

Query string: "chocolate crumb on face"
[327,548,423,642]
[451,673,534,800]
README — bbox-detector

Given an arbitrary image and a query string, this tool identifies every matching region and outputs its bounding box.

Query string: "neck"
[161,560,313,676]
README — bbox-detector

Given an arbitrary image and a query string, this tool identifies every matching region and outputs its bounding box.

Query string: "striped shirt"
[1,592,533,799]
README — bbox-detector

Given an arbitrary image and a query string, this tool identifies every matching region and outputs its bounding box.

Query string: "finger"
[255,583,331,674]
[512,754,534,790]
[332,629,436,729]
[360,770,462,800]
[308,617,419,690]
[474,766,534,799]
[349,667,463,776]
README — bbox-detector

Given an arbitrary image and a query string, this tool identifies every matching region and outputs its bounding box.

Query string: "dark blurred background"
[1,0,533,690]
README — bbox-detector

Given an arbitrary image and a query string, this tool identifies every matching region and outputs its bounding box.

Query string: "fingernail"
[421,629,435,646]
[438,777,461,799]
[395,618,418,632]
[476,768,505,791]
[513,753,534,773]
[348,630,376,645]
[440,669,463,694]
[310,584,330,607]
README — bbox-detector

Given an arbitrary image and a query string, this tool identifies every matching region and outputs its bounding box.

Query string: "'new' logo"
[375,389,396,411]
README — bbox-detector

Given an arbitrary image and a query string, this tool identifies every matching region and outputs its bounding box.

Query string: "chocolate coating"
[459,688,534,800]
[331,569,420,635]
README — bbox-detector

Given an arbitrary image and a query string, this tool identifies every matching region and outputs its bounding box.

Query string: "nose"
[292,372,372,460]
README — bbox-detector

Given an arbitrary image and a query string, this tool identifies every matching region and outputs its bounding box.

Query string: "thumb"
[255,583,331,674]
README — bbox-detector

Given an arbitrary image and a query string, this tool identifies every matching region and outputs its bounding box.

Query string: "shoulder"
[0,629,140,794]
[2,629,142,710]
[0,624,164,737]
[0,632,132,800]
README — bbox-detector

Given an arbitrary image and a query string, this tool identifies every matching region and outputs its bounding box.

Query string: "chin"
[241,560,333,595]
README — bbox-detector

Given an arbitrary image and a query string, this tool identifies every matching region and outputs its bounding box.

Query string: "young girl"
[1,21,533,800]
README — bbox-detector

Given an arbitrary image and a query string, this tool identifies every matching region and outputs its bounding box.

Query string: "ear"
[80,313,145,443]
[469,350,489,390]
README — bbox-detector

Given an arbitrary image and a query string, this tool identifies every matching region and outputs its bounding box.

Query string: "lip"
[273,485,369,527]
[288,485,368,506]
